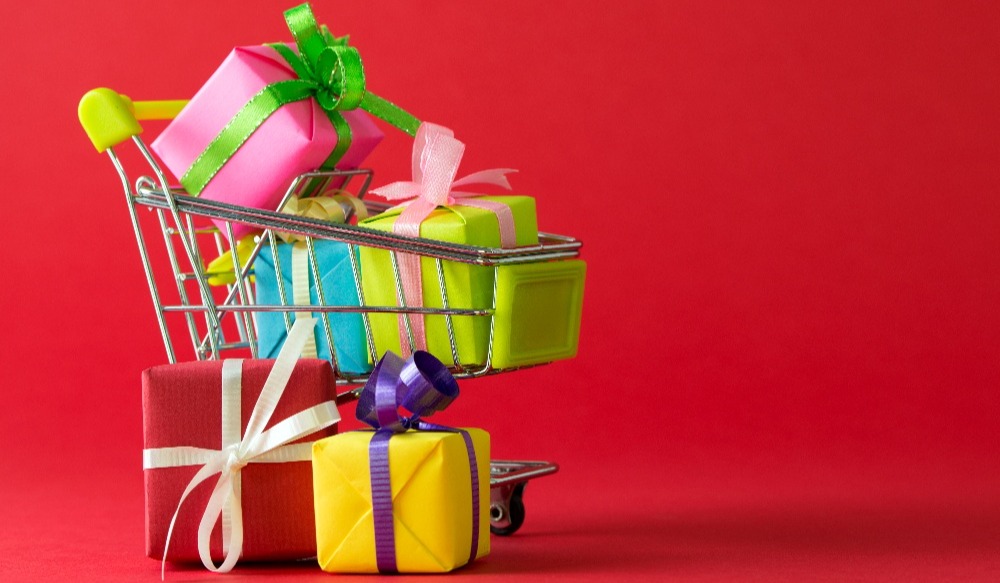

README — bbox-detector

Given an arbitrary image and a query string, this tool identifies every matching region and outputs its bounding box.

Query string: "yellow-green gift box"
[312,428,490,573]
[359,195,586,369]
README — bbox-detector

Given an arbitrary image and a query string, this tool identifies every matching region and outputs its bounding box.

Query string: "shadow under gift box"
[151,45,383,241]
[254,239,372,374]
[312,429,490,573]
[142,359,338,562]
[358,196,587,369]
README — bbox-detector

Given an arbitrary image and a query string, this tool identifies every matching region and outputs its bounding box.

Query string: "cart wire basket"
[80,89,584,535]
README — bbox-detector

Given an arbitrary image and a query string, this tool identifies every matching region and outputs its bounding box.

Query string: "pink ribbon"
[371,123,518,356]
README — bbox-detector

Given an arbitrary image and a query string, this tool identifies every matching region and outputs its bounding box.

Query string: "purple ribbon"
[357,351,480,573]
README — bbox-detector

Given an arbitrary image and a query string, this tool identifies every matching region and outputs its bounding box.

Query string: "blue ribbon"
[357,351,480,573]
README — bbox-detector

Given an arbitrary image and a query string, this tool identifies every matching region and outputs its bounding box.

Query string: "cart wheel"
[490,483,526,536]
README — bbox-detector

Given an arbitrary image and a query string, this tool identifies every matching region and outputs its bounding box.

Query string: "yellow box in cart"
[358,196,586,368]
[312,429,490,573]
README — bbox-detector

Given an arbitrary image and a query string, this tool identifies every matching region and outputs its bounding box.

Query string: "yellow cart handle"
[78,88,188,153]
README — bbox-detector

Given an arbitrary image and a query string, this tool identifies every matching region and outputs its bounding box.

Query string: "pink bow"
[371,123,519,357]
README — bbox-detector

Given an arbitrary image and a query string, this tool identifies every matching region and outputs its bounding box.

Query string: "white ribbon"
[142,317,340,577]
[220,358,241,555]
[291,243,319,359]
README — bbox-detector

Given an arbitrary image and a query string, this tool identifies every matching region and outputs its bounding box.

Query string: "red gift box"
[142,357,338,564]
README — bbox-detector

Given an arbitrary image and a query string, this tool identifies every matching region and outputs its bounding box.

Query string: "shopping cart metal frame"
[82,89,577,535]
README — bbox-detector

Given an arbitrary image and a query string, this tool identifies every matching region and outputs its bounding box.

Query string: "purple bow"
[357,351,480,573]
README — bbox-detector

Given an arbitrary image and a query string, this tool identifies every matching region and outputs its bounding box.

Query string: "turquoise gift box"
[255,239,371,374]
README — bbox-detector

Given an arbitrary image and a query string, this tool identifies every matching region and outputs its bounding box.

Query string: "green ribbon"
[181,3,421,196]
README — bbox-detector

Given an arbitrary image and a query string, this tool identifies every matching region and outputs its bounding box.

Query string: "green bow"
[181,3,421,196]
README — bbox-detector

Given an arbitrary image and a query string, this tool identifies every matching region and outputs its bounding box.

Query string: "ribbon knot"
[224,448,248,475]
[270,6,367,117]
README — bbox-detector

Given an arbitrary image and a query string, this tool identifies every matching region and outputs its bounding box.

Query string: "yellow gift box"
[312,428,490,573]
[358,195,538,366]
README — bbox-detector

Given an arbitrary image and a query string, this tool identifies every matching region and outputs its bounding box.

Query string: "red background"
[1,1,999,581]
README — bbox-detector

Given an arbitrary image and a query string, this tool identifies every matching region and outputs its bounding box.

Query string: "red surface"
[2,1,999,581]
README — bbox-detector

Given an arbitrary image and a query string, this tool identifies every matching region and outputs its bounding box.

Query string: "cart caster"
[490,482,526,536]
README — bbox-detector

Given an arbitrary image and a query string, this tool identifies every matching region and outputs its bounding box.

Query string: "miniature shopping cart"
[79,89,586,535]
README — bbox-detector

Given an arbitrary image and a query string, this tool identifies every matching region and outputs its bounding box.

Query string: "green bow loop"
[314,45,366,112]
[284,3,329,63]
[281,4,365,113]
[179,2,420,197]
[281,3,419,135]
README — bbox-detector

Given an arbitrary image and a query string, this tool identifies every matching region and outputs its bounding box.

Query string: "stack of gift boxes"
[139,2,585,576]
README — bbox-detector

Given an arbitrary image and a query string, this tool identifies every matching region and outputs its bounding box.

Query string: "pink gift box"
[152,44,384,239]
